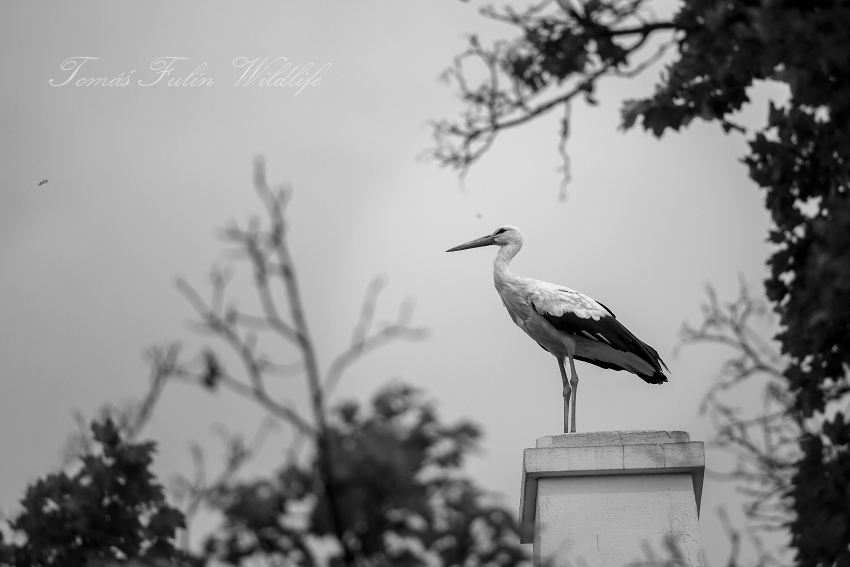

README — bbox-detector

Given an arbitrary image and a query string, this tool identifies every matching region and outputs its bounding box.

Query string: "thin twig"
[679,279,799,537]
[324,290,428,395]
[174,417,277,550]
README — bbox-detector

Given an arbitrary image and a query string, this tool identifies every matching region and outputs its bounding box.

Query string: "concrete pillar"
[519,431,705,567]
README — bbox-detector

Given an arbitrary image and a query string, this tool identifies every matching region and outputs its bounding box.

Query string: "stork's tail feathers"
[572,353,668,384]
[637,342,668,385]
[640,367,668,385]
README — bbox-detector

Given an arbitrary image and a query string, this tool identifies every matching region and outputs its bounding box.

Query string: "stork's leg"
[566,351,580,433]
[556,356,571,434]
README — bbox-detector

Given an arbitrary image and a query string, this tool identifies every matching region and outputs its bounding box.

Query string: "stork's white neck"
[493,240,522,284]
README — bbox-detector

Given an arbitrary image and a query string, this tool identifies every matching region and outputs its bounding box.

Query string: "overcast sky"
[1,1,787,563]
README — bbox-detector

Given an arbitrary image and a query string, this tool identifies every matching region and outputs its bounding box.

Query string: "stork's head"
[445,225,523,252]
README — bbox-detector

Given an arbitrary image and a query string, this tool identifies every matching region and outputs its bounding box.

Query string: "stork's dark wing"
[530,284,668,384]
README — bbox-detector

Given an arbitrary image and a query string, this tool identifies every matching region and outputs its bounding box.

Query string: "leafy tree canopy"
[1,385,527,567]
[0,419,188,567]
[201,383,527,567]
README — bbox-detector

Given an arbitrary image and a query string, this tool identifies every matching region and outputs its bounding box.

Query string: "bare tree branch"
[126,343,181,441]
[679,279,801,538]
[175,278,314,436]
[250,158,326,429]
[172,417,278,550]
[324,284,429,395]
[219,223,300,344]
[162,158,429,565]
[249,157,361,564]
[62,343,181,462]
[429,0,685,186]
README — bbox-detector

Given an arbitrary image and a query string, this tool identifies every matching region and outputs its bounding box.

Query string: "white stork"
[447,225,668,433]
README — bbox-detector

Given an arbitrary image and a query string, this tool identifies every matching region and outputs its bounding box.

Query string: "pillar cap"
[536,430,690,448]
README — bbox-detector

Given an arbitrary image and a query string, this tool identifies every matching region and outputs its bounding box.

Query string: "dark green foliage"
[0,419,188,567]
[202,384,527,566]
[749,107,850,417]
[1,387,524,567]
[623,1,850,423]
[789,414,850,567]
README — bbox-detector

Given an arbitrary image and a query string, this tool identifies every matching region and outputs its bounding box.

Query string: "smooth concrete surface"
[535,473,703,566]
[536,430,690,448]
[520,431,705,566]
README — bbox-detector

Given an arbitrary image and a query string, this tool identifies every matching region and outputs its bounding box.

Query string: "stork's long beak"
[446,234,497,252]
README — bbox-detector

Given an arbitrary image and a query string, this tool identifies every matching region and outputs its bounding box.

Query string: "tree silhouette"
[197,383,526,566]
[0,419,190,567]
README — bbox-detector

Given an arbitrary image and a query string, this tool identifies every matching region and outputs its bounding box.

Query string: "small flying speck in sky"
[476,213,482,219]
[37,179,48,187]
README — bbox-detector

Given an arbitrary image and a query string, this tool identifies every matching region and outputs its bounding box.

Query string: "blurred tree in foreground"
[1,385,525,567]
[433,1,850,564]
[1,160,528,567]
[0,419,189,567]
[198,383,525,567]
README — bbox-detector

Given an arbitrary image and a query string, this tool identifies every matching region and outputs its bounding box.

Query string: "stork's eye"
[495,228,507,235]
